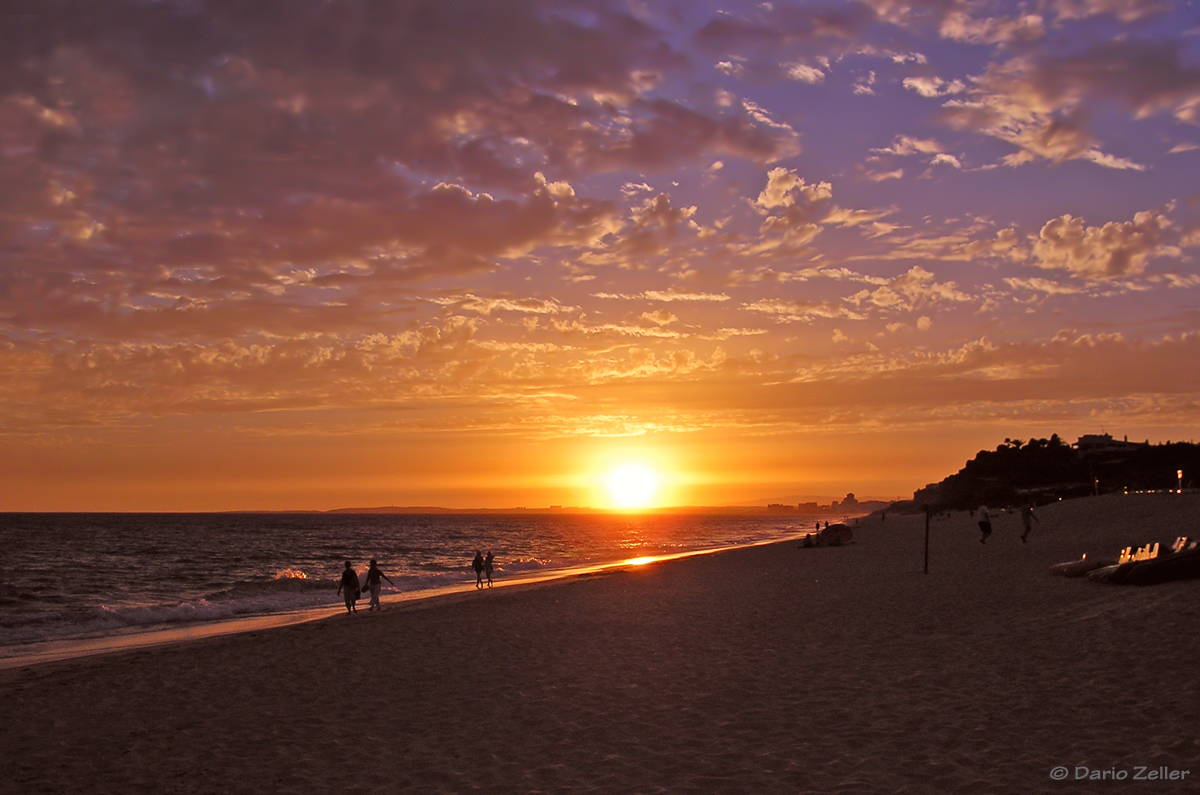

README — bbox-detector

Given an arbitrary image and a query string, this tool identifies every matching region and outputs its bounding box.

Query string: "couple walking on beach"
[337,559,394,612]
[472,550,494,589]
[978,504,1039,544]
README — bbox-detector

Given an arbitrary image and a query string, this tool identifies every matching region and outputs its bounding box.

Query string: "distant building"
[1074,433,1145,455]
[829,492,859,510]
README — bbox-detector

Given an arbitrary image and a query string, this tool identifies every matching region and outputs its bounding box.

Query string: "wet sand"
[2,493,1197,794]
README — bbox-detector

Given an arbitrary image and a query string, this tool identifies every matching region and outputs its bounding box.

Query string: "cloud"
[939,10,1044,45]
[641,310,678,326]
[872,135,945,156]
[822,205,899,229]
[785,63,826,84]
[694,4,877,54]
[869,134,962,172]
[740,100,797,136]
[939,40,1200,169]
[594,291,731,302]
[854,70,877,95]
[1078,150,1145,171]
[1030,211,1171,279]
[716,60,747,78]
[849,265,972,311]
[551,319,683,339]
[864,168,905,181]
[426,294,576,315]
[1052,0,1169,23]
[902,76,965,98]
[755,168,833,210]
[698,327,768,340]
[860,0,1044,45]
[4,0,1199,459]
[0,0,809,345]
[739,167,858,258]
[1003,277,1086,295]
[606,192,699,259]
[743,298,866,323]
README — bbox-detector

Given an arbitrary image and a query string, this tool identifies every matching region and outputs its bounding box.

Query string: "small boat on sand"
[1122,537,1200,586]
[800,524,854,548]
[1049,554,1115,577]
[1084,537,1200,586]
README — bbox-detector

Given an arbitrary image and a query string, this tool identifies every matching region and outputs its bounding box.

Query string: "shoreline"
[0,530,810,671]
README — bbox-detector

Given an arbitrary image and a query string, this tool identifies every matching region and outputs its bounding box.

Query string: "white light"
[606,465,659,509]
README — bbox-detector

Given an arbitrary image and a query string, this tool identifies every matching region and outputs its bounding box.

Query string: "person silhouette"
[472,550,484,589]
[484,551,494,588]
[337,560,360,612]
[978,505,993,544]
[363,559,394,611]
[1020,504,1039,543]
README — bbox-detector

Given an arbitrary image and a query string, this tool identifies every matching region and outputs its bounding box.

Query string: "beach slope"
[2,493,1197,794]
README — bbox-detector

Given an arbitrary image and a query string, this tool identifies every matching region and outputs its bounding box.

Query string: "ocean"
[0,511,825,652]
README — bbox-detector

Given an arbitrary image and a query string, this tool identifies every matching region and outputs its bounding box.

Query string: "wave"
[0,518,803,649]
[0,561,569,647]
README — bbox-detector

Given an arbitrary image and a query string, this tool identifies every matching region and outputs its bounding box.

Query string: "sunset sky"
[3,0,1200,511]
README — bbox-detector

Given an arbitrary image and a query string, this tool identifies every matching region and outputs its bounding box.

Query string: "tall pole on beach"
[923,504,931,575]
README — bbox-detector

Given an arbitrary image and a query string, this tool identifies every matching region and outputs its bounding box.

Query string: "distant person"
[814,522,820,531]
[472,550,484,589]
[1020,504,1039,543]
[337,560,360,612]
[881,511,886,523]
[978,505,992,544]
[484,551,494,588]
[363,559,394,611]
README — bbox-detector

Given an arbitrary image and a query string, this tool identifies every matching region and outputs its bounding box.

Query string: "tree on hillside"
[914,434,1084,509]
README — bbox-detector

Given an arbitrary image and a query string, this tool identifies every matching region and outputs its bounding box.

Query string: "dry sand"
[2,493,1198,794]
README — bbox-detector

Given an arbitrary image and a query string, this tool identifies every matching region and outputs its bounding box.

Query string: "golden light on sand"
[625,556,656,566]
[605,464,660,509]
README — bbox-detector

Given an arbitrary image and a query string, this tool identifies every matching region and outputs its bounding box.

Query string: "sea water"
[0,512,819,650]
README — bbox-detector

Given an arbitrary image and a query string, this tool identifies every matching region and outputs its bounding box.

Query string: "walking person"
[978,504,993,544]
[472,550,484,589]
[1020,504,1039,543]
[363,559,394,611]
[484,551,494,588]
[337,560,360,612]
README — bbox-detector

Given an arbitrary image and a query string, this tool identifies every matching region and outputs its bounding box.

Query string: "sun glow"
[605,464,660,509]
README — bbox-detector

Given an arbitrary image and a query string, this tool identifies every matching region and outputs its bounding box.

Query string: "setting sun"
[605,465,660,510]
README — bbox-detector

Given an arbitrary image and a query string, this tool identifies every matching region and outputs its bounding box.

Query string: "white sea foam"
[0,512,809,649]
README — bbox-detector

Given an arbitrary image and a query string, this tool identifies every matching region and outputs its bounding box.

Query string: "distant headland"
[900,433,1200,511]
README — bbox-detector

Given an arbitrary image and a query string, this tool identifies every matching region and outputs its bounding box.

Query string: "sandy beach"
[2,493,1197,794]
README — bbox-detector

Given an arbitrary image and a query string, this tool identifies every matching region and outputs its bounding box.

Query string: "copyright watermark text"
[1051,766,1191,782]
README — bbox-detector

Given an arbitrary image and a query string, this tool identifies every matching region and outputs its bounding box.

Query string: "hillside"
[908,434,1200,510]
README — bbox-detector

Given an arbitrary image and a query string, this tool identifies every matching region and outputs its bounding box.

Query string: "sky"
[3,0,1200,511]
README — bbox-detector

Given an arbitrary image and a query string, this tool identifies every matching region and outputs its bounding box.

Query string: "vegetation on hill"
[907,435,1200,510]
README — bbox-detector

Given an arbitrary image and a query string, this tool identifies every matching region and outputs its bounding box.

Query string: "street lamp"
[1178,469,1183,493]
